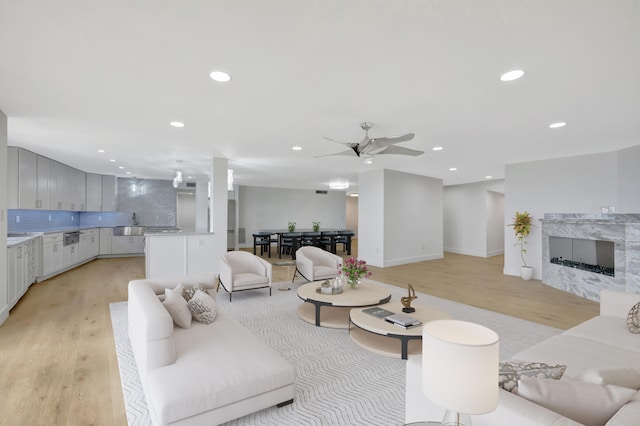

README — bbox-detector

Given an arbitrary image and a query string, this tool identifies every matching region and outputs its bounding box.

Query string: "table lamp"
[422,320,499,426]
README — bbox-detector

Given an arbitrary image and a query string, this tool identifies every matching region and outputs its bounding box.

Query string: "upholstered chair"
[294,246,342,283]
[219,251,272,301]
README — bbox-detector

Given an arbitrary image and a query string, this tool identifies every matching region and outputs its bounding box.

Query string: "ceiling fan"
[317,122,424,160]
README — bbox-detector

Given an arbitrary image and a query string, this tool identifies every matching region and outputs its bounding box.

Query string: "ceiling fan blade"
[373,133,415,145]
[376,145,425,156]
[314,149,358,158]
[323,136,355,147]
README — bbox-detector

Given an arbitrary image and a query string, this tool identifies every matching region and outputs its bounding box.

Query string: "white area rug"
[110,280,561,426]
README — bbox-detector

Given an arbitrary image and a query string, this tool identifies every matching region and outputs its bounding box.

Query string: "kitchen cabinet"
[79,229,99,261]
[145,233,216,279]
[99,228,113,254]
[111,236,145,255]
[101,175,117,211]
[75,168,87,211]
[7,147,49,209]
[42,233,64,276]
[18,148,38,209]
[7,238,38,310]
[36,155,50,209]
[86,173,102,211]
[63,243,79,267]
[49,160,65,210]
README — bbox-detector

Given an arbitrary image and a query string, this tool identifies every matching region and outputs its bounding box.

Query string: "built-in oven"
[63,231,80,246]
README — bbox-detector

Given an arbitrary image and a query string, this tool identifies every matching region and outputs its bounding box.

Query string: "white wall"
[237,186,347,247]
[359,169,443,268]
[176,192,196,231]
[617,145,640,212]
[443,180,505,257]
[0,110,8,324]
[504,151,619,278]
[486,190,505,257]
[346,196,358,237]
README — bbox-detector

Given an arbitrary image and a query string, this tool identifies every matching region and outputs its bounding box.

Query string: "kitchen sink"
[113,226,147,236]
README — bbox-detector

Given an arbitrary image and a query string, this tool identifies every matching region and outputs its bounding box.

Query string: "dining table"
[254,228,354,259]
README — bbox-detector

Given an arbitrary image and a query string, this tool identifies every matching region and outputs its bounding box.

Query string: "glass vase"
[347,277,361,289]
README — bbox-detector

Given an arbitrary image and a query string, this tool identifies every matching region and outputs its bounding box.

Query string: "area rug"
[110,280,561,426]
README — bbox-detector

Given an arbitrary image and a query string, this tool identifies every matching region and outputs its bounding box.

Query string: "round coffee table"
[297,280,391,328]
[349,301,451,359]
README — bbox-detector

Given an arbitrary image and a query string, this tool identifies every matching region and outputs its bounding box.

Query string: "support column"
[195,173,209,232]
[209,158,229,273]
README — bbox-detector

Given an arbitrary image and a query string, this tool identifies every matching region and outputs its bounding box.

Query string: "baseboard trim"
[383,253,444,268]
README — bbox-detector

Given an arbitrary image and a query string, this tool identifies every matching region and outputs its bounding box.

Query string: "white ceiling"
[1,0,639,191]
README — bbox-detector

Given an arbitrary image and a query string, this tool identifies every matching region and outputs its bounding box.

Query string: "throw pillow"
[182,283,211,301]
[163,287,192,329]
[517,377,636,426]
[577,367,640,390]
[499,361,566,393]
[187,289,218,324]
[627,302,640,334]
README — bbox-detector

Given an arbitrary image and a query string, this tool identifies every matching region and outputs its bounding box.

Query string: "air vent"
[186,182,196,188]
[315,190,328,194]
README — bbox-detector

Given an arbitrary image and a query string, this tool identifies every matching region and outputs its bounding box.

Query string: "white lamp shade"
[422,320,499,415]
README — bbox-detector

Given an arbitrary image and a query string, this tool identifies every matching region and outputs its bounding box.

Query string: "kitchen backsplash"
[117,177,176,227]
[7,210,134,232]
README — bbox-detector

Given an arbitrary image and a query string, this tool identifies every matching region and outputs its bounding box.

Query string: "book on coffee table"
[362,307,395,319]
[385,313,421,328]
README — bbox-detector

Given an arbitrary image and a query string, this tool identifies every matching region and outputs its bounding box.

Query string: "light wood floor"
[0,242,599,425]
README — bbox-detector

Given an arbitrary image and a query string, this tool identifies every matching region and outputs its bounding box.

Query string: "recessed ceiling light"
[348,193,359,198]
[109,159,116,162]
[432,146,443,151]
[500,69,525,82]
[97,149,105,153]
[549,122,567,129]
[118,166,124,169]
[449,167,457,171]
[292,146,302,151]
[363,156,374,165]
[126,171,131,175]
[485,175,493,179]
[209,71,231,82]
[170,121,185,128]
[329,181,349,190]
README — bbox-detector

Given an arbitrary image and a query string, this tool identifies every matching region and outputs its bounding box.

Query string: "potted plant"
[509,211,534,280]
[287,221,296,232]
[312,221,320,232]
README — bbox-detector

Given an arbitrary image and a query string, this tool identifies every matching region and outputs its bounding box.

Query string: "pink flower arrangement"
[338,257,372,282]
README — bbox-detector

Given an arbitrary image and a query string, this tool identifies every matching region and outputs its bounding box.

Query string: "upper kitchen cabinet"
[7,147,50,209]
[102,175,116,211]
[86,173,102,211]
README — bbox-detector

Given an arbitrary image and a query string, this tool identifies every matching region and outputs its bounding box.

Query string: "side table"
[272,260,296,291]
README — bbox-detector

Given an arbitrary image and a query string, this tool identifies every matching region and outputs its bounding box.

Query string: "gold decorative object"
[401,283,417,313]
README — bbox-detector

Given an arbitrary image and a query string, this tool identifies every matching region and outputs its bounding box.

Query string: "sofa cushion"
[513,334,640,380]
[187,289,218,324]
[146,311,296,424]
[499,361,566,393]
[314,265,338,279]
[233,272,269,289]
[627,302,640,334]
[163,286,192,329]
[517,377,636,426]
[577,367,640,390]
[606,392,640,426]
[564,315,640,352]
[182,283,210,301]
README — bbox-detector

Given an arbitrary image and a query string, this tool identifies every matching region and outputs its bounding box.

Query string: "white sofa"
[406,289,640,425]
[128,278,296,425]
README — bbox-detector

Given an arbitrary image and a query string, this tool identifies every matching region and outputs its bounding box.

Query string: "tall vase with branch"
[509,211,534,280]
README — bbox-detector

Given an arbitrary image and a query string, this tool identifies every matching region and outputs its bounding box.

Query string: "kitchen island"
[144,230,217,280]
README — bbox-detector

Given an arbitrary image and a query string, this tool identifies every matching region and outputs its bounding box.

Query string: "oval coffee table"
[350,301,451,359]
[297,280,391,328]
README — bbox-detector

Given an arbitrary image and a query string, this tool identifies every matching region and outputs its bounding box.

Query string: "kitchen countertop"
[145,230,214,236]
[7,232,44,247]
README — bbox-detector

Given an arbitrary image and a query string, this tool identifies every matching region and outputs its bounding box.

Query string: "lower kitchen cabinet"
[79,229,99,261]
[111,236,145,255]
[42,233,63,276]
[7,239,38,310]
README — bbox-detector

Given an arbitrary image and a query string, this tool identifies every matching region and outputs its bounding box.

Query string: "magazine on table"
[384,313,421,328]
[362,307,395,319]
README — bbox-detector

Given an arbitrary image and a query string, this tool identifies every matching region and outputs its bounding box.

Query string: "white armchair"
[294,246,342,283]
[219,251,272,301]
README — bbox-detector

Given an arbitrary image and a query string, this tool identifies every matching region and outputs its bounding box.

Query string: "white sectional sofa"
[406,289,640,425]
[128,278,296,425]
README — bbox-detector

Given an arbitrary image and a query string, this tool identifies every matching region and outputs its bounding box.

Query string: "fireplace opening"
[549,236,614,277]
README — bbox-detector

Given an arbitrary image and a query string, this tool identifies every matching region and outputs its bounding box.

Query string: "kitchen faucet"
[132,212,139,225]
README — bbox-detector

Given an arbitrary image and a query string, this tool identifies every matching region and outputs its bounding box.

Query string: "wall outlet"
[71,216,74,222]
[16,215,20,223]
[48,215,52,221]
[98,216,102,221]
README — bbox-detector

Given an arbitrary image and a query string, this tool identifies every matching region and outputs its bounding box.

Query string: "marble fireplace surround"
[541,213,640,302]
